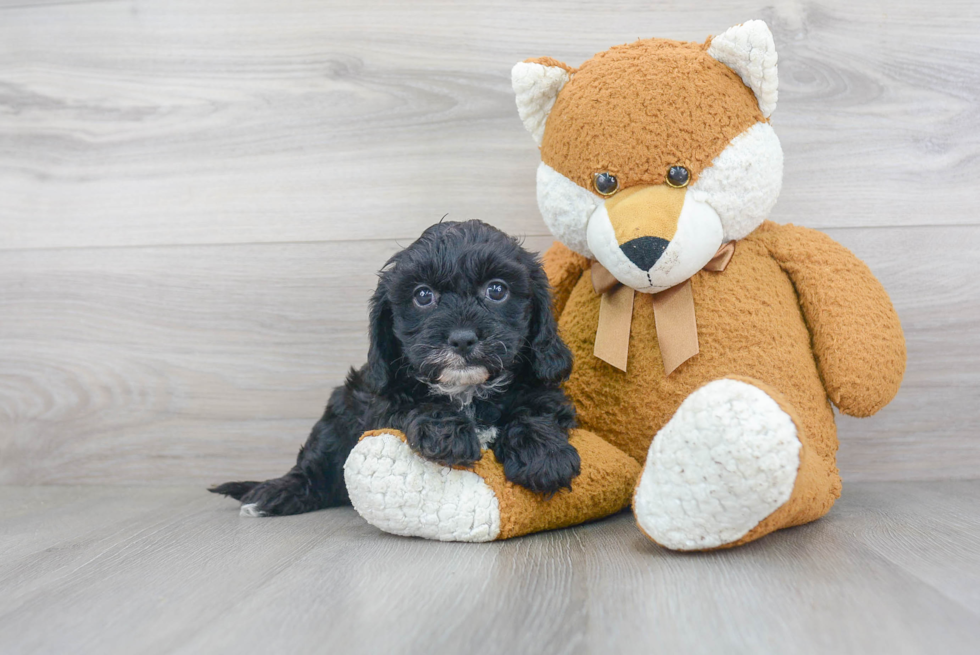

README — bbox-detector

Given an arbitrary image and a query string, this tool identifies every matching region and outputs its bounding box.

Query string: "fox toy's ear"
[512,58,573,145]
[708,20,779,118]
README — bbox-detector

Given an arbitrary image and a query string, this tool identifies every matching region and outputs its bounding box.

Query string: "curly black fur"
[210,220,580,516]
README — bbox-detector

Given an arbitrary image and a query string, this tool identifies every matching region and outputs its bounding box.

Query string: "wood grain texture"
[1,1,978,485]
[1,0,980,250]
[1,482,979,654]
[0,228,977,485]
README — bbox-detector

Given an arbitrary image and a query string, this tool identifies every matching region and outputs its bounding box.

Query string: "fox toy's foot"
[632,377,836,551]
[344,429,640,542]
[344,430,501,541]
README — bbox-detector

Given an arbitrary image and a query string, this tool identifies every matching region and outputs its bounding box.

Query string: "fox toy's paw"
[344,429,640,542]
[633,378,807,551]
[344,430,502,542]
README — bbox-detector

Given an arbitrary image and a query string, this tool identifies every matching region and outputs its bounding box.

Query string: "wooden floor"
[1,481,979,654]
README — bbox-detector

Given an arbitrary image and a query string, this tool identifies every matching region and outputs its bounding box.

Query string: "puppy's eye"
[413,285,436,307]
[665,165,690,188]
[485,280,509,303]
[593,172,619,196]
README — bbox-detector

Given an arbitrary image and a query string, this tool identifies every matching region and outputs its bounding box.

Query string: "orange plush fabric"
[538,38,763,192]
[553,222,905,462]
[520,28,907,549]
[557,226,837,470]
[473,429,641,540]
[541,242,589,317]
[762,223,907,416]
[541,221,905,543]
[360,428,641,540]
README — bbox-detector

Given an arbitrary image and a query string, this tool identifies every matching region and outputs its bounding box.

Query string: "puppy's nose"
[620,236,669,271]
[448,329,478,355]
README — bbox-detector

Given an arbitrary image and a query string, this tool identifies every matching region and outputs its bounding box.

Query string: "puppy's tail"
[209,481,260,501]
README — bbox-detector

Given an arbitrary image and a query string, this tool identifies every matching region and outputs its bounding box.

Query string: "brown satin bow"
[591,241,736,376]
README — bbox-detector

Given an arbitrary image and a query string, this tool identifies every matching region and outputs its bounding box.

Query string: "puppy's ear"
[366,280,399,390]
[528,265,573,384]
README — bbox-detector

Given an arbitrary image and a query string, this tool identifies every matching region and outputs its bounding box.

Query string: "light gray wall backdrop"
[1,0,977,485]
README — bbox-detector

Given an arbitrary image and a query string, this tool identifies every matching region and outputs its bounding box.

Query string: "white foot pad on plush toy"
[343,432,501,542]
[634,379,800,550]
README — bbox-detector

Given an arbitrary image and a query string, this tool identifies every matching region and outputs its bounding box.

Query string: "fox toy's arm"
[763,223,906,417]
[541,241,590,318]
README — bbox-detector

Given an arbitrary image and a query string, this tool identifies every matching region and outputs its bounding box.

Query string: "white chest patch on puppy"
[438,365,490,388]
[428,368,512,407]
[428,365,490,405]
[476,426,498,448]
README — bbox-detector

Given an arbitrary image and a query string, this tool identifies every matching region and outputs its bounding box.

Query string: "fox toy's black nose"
[448,329,478,355]
[620,236,670,271]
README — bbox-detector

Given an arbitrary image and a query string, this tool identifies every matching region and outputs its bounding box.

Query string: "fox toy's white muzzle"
[586,185,725,293]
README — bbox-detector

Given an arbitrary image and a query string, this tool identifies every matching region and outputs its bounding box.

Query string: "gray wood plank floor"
[1,481,979,654]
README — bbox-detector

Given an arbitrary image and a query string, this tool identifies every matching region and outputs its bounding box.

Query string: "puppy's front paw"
[501,441,581,495]
[406,413,481,467]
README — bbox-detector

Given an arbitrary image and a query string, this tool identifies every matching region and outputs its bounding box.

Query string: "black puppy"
[211,220,580,517]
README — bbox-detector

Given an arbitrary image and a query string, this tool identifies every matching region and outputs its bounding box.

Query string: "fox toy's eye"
[413,285,436,307]
[666,166,690,188]
[593,172,619,196]
[485,280,509,302]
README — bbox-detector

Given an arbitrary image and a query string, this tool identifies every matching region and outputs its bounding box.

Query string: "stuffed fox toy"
[343,21,906,550]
